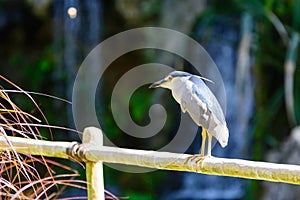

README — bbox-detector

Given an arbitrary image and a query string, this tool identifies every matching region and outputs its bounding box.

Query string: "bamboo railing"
[1,127,300,200]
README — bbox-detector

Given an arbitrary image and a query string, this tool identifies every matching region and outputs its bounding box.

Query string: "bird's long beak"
[149,79,166,88]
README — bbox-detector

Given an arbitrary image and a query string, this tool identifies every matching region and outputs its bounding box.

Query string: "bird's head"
[149,71,192,89]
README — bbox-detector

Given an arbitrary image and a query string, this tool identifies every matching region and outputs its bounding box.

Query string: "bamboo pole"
[83,145,300,185]
[1,128,300,185]
[82,127,105,200]
[0,135,71,159]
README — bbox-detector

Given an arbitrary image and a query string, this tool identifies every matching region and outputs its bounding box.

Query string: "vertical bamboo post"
[83,127,105,200]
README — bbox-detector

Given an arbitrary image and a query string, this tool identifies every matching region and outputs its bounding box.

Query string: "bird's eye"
[167,76,173,81]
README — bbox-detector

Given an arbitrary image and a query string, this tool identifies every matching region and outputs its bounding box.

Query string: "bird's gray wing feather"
[189,76,225,123]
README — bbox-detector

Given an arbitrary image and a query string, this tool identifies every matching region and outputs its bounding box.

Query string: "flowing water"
[53,0,102,137]
[52,0,102,197]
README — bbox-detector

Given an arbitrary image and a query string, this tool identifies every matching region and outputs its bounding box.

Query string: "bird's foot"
[184,154,203,164]
[184,154,211,171]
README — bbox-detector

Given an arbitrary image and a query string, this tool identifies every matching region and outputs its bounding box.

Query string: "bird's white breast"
[169,77,228,147]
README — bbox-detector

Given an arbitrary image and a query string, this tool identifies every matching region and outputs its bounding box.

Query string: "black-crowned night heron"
[149,71,229,160]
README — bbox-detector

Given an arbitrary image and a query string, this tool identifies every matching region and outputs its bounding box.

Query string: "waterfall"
[53,0,102,138]
[52,0,102,197]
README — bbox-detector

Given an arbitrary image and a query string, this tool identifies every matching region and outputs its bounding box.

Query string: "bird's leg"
[207,133,213,157]
[184,128,207,166]
[200,128,206,156]
[192,129,208,169]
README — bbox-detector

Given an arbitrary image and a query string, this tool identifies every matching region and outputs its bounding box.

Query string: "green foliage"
[124,191,155,200]
[234,0,300,199]
[130,86,153,125]
[2,0,300,199]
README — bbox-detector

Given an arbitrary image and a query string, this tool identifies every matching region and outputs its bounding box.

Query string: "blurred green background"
[0,0,299,199]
